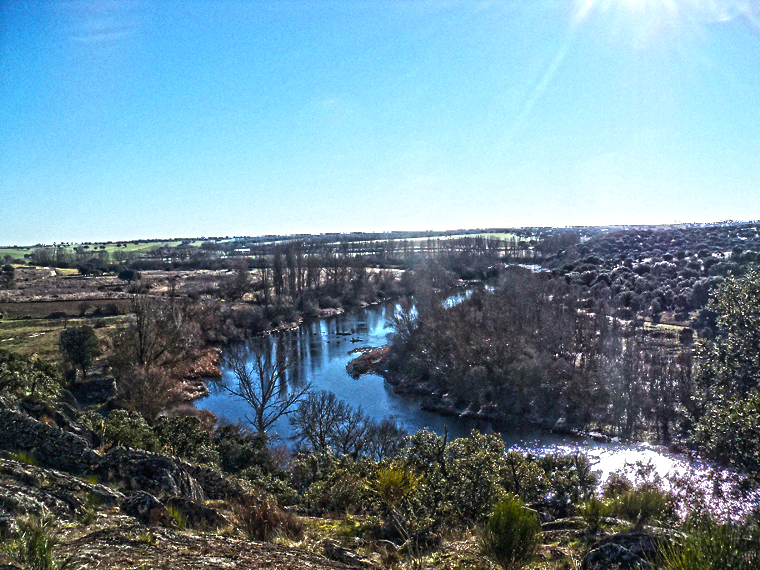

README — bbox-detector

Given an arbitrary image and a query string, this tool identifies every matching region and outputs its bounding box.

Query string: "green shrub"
[578,497,608,532]
[306,466,376,515]
[602,472,634,498]
[480,495,540,570]
[661,519,760,570]
[103,409,159,451]
[154,415,219,465]
[608,485,672,526]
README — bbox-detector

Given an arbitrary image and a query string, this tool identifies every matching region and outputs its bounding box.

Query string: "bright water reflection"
[196,296,752,514]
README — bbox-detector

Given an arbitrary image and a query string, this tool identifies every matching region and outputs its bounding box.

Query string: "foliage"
[607,484,674,527]
[696,270,760,401]
[661,518,760,570]
[58,325,100,379]
[102,409,160,451]
[213,423,274,474]
[10,514,66,570]
[0,263,14,289]
[693,271,760,477]
[480,495,540,570]
[113,363,184,425]
[305,460,377,515]
[374,462,427,548]
[235,497,304,542]
[154,415,219,465]
[0,349,62,401]
[578,497,608,532]
[694,392,760,474]
[536,453,599,506]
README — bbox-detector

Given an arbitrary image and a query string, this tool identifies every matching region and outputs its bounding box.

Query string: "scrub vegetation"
[2,221,760,568]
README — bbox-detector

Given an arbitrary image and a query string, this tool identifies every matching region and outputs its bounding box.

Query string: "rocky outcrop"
[581,530,679,570]
[95,447,206,503]
[95,446,246,503]
[121,491,176,527]
[57,522,357,570]
[0,397,101,473]
[0,457,124,521]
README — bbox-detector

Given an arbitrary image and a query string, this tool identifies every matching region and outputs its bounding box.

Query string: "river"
[196,296,750,514]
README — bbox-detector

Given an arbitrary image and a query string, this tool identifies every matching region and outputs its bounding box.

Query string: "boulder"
[0,456,124,521]
[121,491,176,527]
[96,447,206,502]
[582,531,677,570]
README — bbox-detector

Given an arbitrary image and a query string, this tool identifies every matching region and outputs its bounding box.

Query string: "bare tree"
[222,340,309,437]
[289,390,348,452]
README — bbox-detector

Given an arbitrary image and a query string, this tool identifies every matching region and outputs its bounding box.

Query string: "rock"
[582,531,677,570]
[541,516,586,531]
[0,457,124,521]
[96,447,206,502]
[160,496,228,530]
[57,522,357,570]
[583,542,652,570]
[322,538,379,568]
[0,399,101,473]
[121,491,176,527]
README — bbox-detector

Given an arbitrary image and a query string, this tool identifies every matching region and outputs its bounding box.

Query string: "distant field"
[0,239,211,261]
[0,299,132,320]
[0,315,124,362]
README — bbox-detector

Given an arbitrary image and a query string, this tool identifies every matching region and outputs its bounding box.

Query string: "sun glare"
[571,0,760,50]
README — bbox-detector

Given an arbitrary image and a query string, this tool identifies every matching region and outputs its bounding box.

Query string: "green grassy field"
[0,315,124,363]
[0,239,213,262]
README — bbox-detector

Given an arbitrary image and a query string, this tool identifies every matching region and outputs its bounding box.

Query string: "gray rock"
[583,542,652,570]
[0,457,124,521]
[96,447,206,502]
[582,531,675,570]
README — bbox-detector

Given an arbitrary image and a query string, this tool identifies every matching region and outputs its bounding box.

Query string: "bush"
[235,497,303,541]
[103,409,159,452]
[578,497,607,532]
[154,415,219,465]
[480,495,540,570]
[661,519,760,570]
[608,485,672,526]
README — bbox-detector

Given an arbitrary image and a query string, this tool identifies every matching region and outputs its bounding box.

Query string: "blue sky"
[2,0,760,244]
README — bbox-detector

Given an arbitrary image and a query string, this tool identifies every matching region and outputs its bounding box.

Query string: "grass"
[0,315,124,363]
[0,239,225,262]
[0,319,65,361]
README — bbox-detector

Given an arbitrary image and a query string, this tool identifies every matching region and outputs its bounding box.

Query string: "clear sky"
[2,0,760,245]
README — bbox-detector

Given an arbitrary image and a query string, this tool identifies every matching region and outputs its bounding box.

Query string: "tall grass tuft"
[236,497,304,542]
[12,514,62,570]
[480,495,540,570]
[578,497,607,532]
[608,485,671,527]
[661,519,760,570]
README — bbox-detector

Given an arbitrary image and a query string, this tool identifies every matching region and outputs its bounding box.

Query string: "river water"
[196,297,750,513]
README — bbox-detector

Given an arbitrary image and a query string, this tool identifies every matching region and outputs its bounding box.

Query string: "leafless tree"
[222,340,309,437]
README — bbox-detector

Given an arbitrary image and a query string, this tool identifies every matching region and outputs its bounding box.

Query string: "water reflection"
[197,296,756,515]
